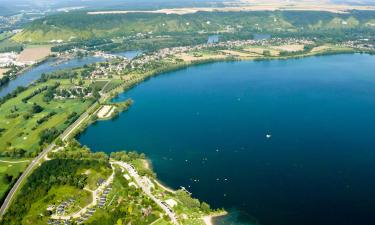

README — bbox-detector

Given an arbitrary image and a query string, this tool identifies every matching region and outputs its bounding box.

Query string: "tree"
[200,202,211,213]
[39,128,59,145]
[3,174,13,184]
[55,138,64,146]
[263,50,271,57]
[31,103,44,114]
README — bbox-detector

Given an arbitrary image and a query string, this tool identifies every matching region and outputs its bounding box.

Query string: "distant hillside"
[12,10,375,43]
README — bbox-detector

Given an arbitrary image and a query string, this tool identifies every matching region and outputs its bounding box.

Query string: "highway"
[0,101,99,217]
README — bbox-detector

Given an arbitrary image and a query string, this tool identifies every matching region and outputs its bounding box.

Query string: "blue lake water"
[112,50,142,59]
[79,54,375,225]
[253,34,271,40]
[0,56,107,98]
[208,35,220,44]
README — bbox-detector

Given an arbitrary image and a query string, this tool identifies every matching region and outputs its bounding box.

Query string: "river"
[0,56,107,97]
[78,54,375,225]
[0,50,142,98]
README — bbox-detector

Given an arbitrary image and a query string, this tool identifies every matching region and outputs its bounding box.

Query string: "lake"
[208,35,220,44]
[78,54,375,225]
[112,50,142,59]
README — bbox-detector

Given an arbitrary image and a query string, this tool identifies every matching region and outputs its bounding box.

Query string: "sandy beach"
[203,211,228,225]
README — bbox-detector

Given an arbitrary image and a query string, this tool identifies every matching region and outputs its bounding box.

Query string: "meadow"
[0,79,94,156]
[0,158,29,201]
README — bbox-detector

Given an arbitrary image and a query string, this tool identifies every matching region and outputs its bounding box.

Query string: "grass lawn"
[0,79,94,154]
[0,39,23,53]
[102,79,124,93]
[0,31,13,42]
[0,158,29,200]
[91,80,109,90]
[81,166,112,190]
[183,218,206,225]
[151,218,173,225]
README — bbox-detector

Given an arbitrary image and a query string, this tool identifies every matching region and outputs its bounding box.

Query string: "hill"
[12,10,375,44]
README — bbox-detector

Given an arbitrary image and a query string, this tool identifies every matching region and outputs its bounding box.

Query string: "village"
[82,36,358,81]
[45,158,182,225]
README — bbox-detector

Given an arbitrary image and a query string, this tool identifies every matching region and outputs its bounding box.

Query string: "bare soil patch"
[17,46,51,63]
[311,45,332,53]
[243,47,279,56]
[0,68,9,78]
[221,50,258,57]
[271,44,305,52]
[177,53,226,62]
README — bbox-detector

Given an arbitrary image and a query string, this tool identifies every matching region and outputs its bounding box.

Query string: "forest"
[0,158,110,225]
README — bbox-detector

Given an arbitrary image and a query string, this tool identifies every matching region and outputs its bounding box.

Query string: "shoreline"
[203,211,228,225]
[142,159,177,194]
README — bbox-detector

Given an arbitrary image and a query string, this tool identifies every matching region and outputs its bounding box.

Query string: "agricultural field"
[0,79,94,156]
[16,46,51,63]
[0,158,29,201]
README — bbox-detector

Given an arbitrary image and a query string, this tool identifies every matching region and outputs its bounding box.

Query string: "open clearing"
[0,79,93,153]
[271,44,305,52]
[177,52,226,62]
[311,45,333,53]
[0,158,29,200]
[221,50,258,57]
[97,105,115,119]
[0,68,9,78]
[243,46,280,56]
[17,46,51,64]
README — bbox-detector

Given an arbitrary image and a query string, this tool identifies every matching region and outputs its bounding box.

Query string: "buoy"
[266,134,272,139]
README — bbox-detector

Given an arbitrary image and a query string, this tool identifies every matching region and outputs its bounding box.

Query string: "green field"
[0,79,94,155]
[0,158,29,201]
[102,79,124,93]
[0,39,23,53]
[0,32,13,42]
[82,167,112,190]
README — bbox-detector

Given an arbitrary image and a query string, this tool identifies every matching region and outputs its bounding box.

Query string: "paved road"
[0,101,99,217]
[113,161,180,225]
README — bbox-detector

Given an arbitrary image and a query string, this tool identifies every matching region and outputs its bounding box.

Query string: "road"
[112,161,180,225]
[0,101,99,217]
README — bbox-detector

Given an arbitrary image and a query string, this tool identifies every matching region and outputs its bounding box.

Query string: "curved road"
[0,101,99,217]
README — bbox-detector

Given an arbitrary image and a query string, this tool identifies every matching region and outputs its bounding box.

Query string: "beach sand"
[203,212,228,225]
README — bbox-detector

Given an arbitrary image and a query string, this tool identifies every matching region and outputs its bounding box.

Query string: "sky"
[0,0,373,15]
